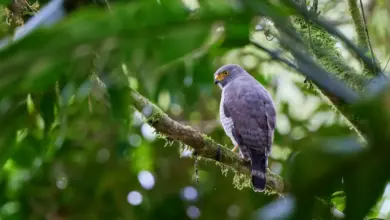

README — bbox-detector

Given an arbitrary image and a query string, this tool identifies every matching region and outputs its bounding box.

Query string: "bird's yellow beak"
[214,74,225,84]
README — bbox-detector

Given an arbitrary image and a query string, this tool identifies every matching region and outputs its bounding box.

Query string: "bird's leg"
[231,144,239,152]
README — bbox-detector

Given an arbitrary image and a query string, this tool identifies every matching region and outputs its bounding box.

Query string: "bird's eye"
[222,71,229,75]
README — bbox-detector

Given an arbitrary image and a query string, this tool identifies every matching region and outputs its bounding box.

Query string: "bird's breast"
[219,94,234,137]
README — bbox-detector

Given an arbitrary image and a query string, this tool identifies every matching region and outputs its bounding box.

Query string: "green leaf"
[331,191,346,212]
[107,86,130,120]
[0,0,11,5]
[0,101,29,172]
[288,136,364,194]
[0,0,247,97]
[11,134,40,168]
[153,22,210,64]
[344,157,388,220]
[220,21,251,48]
[39,88,57,134]
[130,142,154,173]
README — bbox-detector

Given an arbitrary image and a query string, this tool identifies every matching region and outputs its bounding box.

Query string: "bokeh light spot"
[227,204,240,218]
[142,105,153,118]
[181,0,199,11]
[180,148,193,157]
[256,195,295,220]
[138,171,155,190]
[170,104,182,116]
[128,134,142,147]
[181,186,198,201]
[132,111,143,127]
[141,123,157,141]
[186,205,200,219]
[127,191,143,206]
[56,176,68,190]
[184,76,193,87]
[1,201,20,216]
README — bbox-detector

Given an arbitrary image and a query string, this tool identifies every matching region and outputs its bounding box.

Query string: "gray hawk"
[213,64,276,192]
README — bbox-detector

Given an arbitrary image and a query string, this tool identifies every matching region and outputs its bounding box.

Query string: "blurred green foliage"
[0,0,390,220]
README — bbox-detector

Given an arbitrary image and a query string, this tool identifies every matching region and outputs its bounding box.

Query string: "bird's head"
[213,64,246,88]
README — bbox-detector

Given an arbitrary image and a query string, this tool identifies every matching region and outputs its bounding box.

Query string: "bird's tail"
[250,151,268,192]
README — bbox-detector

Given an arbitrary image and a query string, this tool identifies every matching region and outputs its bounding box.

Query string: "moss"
[160,135,174,147]
[348,0,366,50]
[0,7,11,38]
[163,139,174,147]
[291,16,369,138]
[138,107,178,147]
[293,17,366,91]
[201,134,217,144]
[347,0,373,76]
[156,132,166,139]
[263,188,275,196]
[145,109,164,125]
[201,134,230,158]
[215,162,229,177]
[232,172,251,190]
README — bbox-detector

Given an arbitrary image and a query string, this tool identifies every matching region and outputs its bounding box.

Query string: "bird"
[213,64,276,192]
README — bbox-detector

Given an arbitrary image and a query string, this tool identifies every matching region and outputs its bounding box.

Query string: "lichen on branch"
[129,88,287,195]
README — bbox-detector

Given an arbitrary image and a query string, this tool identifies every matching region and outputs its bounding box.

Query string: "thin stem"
[359,0,378,74]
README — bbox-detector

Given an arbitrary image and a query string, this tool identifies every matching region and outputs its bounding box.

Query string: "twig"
[382,57,390,73]
[305,0,317,83]
[359,0,378,74]
[249,41,299,71]
[250,41,359,104]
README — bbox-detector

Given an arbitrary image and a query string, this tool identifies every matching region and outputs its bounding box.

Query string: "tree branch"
[348,0,378,76]
[126,85,345,219]
[285,0,382,74]
[348,0,369,53]
[128,88,288,195]
[249,1,369,139]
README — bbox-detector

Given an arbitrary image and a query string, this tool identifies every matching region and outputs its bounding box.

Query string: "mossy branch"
[129,88,287,195]
[268,3,370,139]
[127,87,343,217]
[347,0,375,76]
[348,0,368,53]
[256,22,367,139]
[293,18,365,89]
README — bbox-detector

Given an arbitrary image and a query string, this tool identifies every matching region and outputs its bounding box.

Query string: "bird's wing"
[223,80,275,153]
